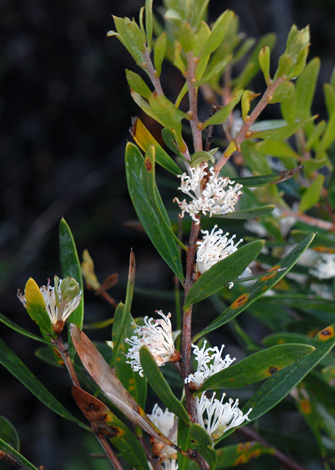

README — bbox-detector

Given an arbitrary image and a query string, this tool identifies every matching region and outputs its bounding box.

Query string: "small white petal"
[309,254,335,280]
[148,405,178,462]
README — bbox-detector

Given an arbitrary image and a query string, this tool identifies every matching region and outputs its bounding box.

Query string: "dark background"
[0,0,335,468]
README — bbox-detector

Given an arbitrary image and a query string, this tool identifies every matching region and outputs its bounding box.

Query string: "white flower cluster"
[148,404,178,464]
[18,277,81,328]
[196,392,252,440]
[309,253,335,280]
[185,341,235,389]
[125,311,177,377]
[174,163,243,224]
[195,225,243,275]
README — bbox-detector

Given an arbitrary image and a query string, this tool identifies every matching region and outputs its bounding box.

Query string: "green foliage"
[2,1,335,469]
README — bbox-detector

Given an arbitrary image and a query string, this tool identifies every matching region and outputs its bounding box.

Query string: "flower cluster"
[18,276,81,333]
[309,253,335,280]
[124,311,179,377]
[196,392,252,440]
[185,341,235,389]
[148,404,178,464]
[174,163,243,224]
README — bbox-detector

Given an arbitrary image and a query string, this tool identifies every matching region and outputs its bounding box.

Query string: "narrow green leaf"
[220,205,275,219]
[250,116,316,140]
[290,229,335,251]
[126,70,152,99]
[199,10,234,58]
[0,337,87,428]
[140,346,190,424]
[0,312,49,344]
[243,322,335,423]
[179,21,195,52]
[262,332,312,348]
[35,347,63,367]
[177,419,191,470]
[145,0,153,49]
[0,417,20,451]
[317,107,335,154]
[125,143,184,282]
[154,32,167,77]
[59,218,84,330]
[305,120,326,151]
[194,234,315,340]
[233,166,303,187]
[324,83,335,117]
[185,240,264,308]
[210,442,274,469]
[112,303,147,408]
[0,439,40,470]
[256,140,298,159]
[130,117,181,175]
[194,55,232,87]
[130,90,164,124]
[189,424,217,469]
[200,344,315,391]
[259,46,271,84]
[280,86,296,124]
[299,174,324,213]
[202,91,243,128]
[295,57,320,120]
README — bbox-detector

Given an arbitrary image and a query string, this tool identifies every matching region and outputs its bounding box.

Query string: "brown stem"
[144,48,164,95]
[96,433,124,470]
[186,51,203,153]
[137,432,162,470]
[51,336,81,388]
[239,427,310,470]
[215,77,285,173]
[99,290,119,309]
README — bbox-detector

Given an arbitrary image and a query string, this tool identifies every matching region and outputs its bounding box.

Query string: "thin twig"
[51,336,81,388]
[144,48,164,95]
[186,51,203,153]
[96,433,124,470]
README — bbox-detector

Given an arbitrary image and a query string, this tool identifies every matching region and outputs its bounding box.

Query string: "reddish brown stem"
[96,433,124,470]
[144,48,164,95]
[51,336,81,388]
[215,77,285,173]
[186,52,203,153]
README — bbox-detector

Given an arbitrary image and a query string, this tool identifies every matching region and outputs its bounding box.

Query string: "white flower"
[185,341,235,389]
[310,283,334,300]
[18,276,81,332]
[125,311,179,377]
[196,225,242,274]
[148,404,178,461]
[309,253,335,280]
[173,163,243,224]
[196,392,252,440]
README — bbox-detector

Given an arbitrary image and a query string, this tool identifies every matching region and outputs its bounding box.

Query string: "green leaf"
[262,332,312,348]
[295,57,320,121]
[59,218,84,330]
[112,16,145,65]
[140,346,190,424]
[209,442,274,469]
[250,116,316,140]
[324,82,335,117]
[299,174,324,213]
[126,70,152,99]
[34,347,63,367]
[0,337,87,428]
[259,46,271,84]
[202,91,243,128]
[191,150,215,166]
[130,117,181,175]
[125,143,184,282]
[194,55,232,87]
[72,386,150,470]
[177,419,191,470]
[130,89,163,124]
[233,166,303,187]
[317,107,335,154]
[280,86,297,124]
[179,21,195,52]
[241,90,260,120]
[23,278,55,341]
[0,438,40,470]
[256,140,298,159]
[200,344,315,391]
[220,205,275,219]
[112,303,147,408]
[199,10,234,58]
[189,424,217,469]
[145,0,153,49]
[154,32,167,77]
[194,234,315,340]
[0,312,49,344]
[290,229,335,251]
[185,240,264,308]
[0,417,20,451]
[243,322,335,423]
[268,81,294,103]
